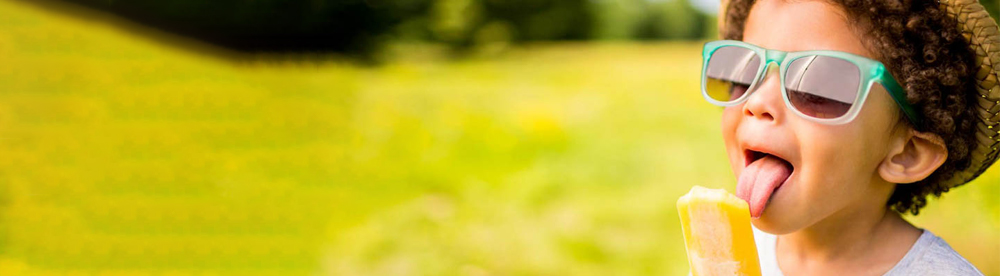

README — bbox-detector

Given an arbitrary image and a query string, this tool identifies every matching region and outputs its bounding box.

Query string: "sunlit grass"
[0,0,996,275]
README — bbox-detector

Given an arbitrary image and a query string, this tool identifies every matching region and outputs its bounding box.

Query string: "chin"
[751,212,801,235]
[748,190,808,235]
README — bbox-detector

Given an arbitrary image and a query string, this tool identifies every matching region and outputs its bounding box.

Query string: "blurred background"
[0,0,997,275]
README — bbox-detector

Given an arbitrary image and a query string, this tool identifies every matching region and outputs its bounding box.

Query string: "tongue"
[736,155,792,218]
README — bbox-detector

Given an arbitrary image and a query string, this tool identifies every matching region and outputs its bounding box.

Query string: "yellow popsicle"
[677,186,761,276]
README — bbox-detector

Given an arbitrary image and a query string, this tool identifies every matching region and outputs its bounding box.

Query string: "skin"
[720,0,950,274]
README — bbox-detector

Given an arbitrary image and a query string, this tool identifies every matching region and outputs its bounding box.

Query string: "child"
[702,0,1000,274]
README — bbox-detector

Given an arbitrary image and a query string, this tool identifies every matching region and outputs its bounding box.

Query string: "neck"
[776,183,922,273]
[781,205,896,260]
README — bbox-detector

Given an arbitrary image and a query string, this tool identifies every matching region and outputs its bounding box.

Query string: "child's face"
[722,0,904,234]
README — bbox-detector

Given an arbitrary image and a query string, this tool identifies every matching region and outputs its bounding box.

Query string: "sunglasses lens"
[705,46,761,103]
[783,56,860,119]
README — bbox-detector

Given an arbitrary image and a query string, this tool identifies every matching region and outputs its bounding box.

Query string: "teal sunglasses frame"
[701,40,922,125]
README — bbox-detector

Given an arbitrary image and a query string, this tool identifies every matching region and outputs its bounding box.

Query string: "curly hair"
[722,0,980,215]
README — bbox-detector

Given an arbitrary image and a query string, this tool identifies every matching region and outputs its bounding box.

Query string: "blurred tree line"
[56,0,716,55]
[53,0,998,56]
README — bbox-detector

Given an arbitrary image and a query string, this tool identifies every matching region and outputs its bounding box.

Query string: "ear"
[879,128,948,184]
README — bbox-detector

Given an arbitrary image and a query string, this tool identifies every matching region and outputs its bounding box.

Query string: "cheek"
[801,125,864,172]
[793,123,883,206]
[795,104,897,190]
[721,106,743,140]
[721,107,743,170]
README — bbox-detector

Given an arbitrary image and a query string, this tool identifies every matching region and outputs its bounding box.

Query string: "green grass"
[0,0,997,275]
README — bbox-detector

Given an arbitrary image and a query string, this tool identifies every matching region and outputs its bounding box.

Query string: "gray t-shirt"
[753,227,983,275]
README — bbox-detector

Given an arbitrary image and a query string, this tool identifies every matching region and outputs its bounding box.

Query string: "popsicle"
[677,186,761,276]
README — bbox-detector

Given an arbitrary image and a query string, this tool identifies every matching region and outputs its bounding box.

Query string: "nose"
[743,64,783,123]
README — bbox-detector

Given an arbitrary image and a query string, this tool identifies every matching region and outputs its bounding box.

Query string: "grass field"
[0,0,997,275]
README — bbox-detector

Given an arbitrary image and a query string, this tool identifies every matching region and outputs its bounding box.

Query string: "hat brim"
[938,0,999,188]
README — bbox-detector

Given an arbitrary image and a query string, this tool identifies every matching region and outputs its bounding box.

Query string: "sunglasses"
[701,40,922,125]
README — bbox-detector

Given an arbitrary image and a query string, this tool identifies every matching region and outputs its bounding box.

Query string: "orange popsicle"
[677,186,761,276]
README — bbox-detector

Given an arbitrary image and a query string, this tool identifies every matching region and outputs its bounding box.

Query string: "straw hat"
[938,0,1000,188]
[717,0,1000,188]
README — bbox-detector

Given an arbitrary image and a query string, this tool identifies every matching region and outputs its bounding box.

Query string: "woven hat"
[716,0,1000,188]
[939,0,1000,188]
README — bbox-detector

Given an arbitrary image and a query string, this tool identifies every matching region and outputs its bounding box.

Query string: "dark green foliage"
[54,0,714,54]
[481,0,594,41]
[58,0,431,54]
[981,0,999,24]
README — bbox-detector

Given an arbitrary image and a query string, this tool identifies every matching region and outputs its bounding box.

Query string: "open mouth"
[743,150,792,169]
[737,149,794,218]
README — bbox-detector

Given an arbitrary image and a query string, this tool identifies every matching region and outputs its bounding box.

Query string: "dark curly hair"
[723,0,980,215]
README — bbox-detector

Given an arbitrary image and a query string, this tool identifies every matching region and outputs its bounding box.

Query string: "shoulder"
[886,230,983,276]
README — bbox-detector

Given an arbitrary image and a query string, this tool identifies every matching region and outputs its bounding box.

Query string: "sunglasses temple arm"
[880,74,924,127]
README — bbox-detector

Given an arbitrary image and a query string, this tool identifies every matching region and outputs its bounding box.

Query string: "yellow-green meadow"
[0,0,996,275]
